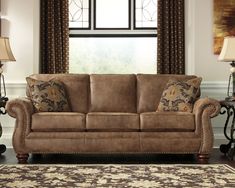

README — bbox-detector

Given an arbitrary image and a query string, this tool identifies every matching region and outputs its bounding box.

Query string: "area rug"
[0,164,234,187]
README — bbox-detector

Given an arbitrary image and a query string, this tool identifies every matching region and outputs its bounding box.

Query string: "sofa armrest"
[193,98,221,154]
[6,97,34,153]
[6,97,34,119]
[193,98,221,118]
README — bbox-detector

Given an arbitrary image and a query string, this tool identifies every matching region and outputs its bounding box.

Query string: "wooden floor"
[0,148,234,168]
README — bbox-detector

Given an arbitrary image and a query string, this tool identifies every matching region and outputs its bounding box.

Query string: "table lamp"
[218,36,235,101]
[0,37,15,154]
[0,37,16,100]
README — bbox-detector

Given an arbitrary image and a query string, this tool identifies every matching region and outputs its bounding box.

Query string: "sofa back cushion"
[90,74,136,112]
[27,74,89,113]
[137,74,199,113]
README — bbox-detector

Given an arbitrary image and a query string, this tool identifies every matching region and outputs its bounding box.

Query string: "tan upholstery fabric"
[140,112,195,131]
[6,97,34,153]
[193,98,221,154]
[26,132,86,153]
[27,74,89,113]
[84,132,139,152]
[25,132,139,153]
[90,75,136,112]
[32,112,86,132]
[137,74,198,113]
[140,132,200,153]
[86,112,139,131]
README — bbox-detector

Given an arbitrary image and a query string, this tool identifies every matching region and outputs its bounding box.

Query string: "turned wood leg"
[16,153,29,164]
[197,154,209,164]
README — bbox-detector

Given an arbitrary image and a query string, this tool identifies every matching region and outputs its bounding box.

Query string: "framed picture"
[214,0,235,54]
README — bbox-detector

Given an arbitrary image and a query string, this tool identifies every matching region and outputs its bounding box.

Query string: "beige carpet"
[0,164,234,187]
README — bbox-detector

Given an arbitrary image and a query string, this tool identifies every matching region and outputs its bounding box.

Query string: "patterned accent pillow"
[26,77,71,112]
[157,77,202,112]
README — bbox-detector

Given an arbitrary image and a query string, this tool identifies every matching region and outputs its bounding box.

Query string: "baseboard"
[0,134,13,148]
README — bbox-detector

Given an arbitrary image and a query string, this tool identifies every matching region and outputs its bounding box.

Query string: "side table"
[219,100,235,160]
[0,96,8,154]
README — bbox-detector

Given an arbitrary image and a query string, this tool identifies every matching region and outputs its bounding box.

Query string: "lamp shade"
[0,37,16,62]
[219,37,235,62]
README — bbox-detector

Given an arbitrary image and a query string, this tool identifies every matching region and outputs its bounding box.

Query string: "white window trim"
[69,0,157,36]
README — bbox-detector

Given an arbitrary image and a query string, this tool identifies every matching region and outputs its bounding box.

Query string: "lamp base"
[227,62,235,100]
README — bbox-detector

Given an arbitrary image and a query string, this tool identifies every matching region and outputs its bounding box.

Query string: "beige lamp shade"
[0,37,16,61]
[219,37,235,62]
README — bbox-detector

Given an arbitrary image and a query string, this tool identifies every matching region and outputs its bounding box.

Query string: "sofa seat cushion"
[86,112,139,131]
[32,112,86,132]
[140,112,195,132]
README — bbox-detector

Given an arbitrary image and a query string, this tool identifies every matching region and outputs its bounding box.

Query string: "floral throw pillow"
[26,77,71,112]
[157,77,202,112]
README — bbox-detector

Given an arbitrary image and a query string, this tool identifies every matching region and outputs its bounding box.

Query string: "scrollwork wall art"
[214,0,235,54]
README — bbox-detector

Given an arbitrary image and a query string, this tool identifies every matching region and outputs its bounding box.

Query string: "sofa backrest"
[137,74,199,113]
[26,74,89,113]
[89,74,137,112]
[26,74,200,113]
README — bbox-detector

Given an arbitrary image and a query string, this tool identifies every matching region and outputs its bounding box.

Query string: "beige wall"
[186,0,229,81]
[1,0,39,83]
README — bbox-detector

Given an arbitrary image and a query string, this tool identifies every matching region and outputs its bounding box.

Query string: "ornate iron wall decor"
[69,0,90,28]
[135,0,157,29]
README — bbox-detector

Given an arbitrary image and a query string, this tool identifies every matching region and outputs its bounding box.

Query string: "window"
[69,0,157,74]
[69,0,90,28]
[134,0,157,28]
[95,0,130,29]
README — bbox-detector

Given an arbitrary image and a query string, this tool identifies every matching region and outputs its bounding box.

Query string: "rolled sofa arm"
[193,97,221,154]
[6,97,34,153]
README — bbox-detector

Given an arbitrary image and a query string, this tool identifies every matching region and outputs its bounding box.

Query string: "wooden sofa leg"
[197,154,209,164]
[16,153,29,164]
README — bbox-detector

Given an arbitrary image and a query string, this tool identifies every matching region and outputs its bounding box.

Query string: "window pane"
[69,0,90,28]
[69,37,157,74]
[135,0,157,28]
[95,0,130,28]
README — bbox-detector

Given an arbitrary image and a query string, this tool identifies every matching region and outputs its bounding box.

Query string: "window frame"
[133,0,158,30]
[94,0,131,30]
[69,0,92,30]
[69,0,157,36]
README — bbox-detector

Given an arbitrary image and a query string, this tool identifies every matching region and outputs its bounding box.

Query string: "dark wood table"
[0,96,8,154]
[219,100,235,160]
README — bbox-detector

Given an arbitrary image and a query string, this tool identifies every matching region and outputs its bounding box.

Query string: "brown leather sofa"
[6,74,220,163]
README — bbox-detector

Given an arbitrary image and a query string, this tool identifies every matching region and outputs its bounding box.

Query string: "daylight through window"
[69,0,158,74]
